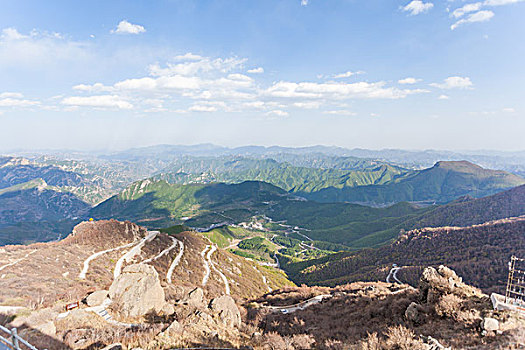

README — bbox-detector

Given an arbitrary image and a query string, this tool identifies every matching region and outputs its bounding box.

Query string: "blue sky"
[0,0,524,151]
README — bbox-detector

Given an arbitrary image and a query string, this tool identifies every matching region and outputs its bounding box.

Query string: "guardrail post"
[11,328,19,349]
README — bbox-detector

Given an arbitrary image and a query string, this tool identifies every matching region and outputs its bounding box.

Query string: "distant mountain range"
[0,147,524,246]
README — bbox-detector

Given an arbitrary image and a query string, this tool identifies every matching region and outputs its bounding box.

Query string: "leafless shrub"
[291,334,315,349]
[384,325,425,350]
[358,332,382,350]
[435,293,462,318]
[264,331,291,350]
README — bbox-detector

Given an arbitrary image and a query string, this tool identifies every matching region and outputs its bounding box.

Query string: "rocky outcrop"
[419,265,484,303]
[209,295,242,328]
[180,287,205,308]
[108,264,167,318]
[55,309,109,332]
[85,290,108,307]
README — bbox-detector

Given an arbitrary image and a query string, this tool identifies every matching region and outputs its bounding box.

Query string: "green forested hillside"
[90,179,434,248]
[154,157,413,194]
[305,161,525,205]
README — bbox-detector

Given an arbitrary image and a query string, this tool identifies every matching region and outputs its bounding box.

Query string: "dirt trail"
[143,236,178,264]
[113,231,158,279]
[0,250,36,272]
[201,245,211,286]
[207,245,230,295]
[78,241,137,279]
[166,237,184,283]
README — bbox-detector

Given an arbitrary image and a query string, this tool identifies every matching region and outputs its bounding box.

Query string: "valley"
[0,147,524,349]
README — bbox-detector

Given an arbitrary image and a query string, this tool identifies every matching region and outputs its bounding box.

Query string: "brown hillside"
[0,220,291,309]
[285,216,525,294]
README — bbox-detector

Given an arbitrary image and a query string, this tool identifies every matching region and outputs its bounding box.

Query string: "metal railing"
[505,255,525,306]
[0,326,38,350]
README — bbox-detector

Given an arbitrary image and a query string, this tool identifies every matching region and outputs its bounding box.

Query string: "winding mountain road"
[201,245,212,286]
[79,241,137,279]
[113,231,159,279]
[267,294,332,314]
[386,265,402,284]
[143,236,178,264]
[207,245,230,295]
[166,237,184,283]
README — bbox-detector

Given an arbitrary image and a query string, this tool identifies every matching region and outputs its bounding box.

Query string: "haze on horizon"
[1,0,524,152]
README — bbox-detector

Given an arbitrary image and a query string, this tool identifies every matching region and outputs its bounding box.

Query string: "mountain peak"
[433,160,483,171]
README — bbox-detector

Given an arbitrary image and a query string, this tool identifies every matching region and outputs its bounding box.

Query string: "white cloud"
[502,107,515,112]
[61,95,133,109]
[430,76,473,89]
[1,28,27,40]
[451,10,494,30]
[293,102,321,109]
[0,98,40,107]
[112,20,146,35]
[0,27,91,71]
[265,80,428,100]
[173,53,203,61]
[66,53,429,116]
[247,67,264,74]
[402,1,434,15]
[451,2,482,18]
[301,0,308,6]
[267,110,289,117]
[438,94,450,100]
[73,83,113,92]
[189,104,217,112]
[148,56,246,77]
[484,0,524,5]
[333,71,362,79]
[0,92,24,99]
[323,110,357,116]
[398,77,422,84]
[0,92,39,107]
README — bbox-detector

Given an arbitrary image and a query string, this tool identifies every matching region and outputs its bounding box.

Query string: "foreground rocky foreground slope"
[0,220,523,349]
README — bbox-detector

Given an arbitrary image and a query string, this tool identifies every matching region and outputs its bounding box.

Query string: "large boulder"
[209,295,241,328]
[85,290,108,307]
[108,264,166,318]
[181,287,205,308]
[405,302,423,324]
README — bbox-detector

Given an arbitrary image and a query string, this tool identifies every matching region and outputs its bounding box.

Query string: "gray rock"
[209,295,241,328]
[108,264,166,318]
[182,287,205,308]
[405,302,422,324]
[86,290,108,307]
[483,317,499,332]
[101,344,123,350]
[159,319,182,337]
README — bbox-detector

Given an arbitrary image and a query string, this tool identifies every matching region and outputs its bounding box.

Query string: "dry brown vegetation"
[244,271,524,350]
[0,220,291,311]
[285,216,525,294]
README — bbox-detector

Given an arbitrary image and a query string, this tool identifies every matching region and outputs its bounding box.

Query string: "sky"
[0,0,524,152]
